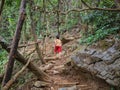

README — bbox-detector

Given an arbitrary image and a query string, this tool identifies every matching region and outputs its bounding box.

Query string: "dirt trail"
[19,35,110,90]
[45,59,110,90]
[36,39,110,90]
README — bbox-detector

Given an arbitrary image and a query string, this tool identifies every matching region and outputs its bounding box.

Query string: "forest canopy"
[0,0,120,41]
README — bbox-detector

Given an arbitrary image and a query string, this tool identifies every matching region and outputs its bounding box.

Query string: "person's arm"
[60,39,62,46]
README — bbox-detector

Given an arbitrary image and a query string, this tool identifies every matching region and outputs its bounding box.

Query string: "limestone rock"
[71,40,120,87]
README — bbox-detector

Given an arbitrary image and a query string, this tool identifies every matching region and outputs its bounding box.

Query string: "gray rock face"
[71,41,120,87]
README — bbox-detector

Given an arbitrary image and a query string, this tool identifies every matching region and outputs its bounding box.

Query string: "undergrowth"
[79,27,119,45]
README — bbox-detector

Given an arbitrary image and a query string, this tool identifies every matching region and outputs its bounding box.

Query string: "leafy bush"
[80,6,120,44]
[80,27,119,44]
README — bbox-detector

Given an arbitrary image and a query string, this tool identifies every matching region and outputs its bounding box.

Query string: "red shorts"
[54,46,62,53]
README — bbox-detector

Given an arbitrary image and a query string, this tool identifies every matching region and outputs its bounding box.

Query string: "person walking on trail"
[54,35,62,59]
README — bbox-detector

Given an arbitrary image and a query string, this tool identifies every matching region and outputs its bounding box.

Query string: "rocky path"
[32,48,110,90]
[19,37,111,90]
[35,56,90,90]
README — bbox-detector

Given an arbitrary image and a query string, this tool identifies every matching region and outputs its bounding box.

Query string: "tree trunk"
[0,0,5,27]
[22,20,27,44]
[0,37,50,82]
[2,0,26,86]
[0,0,5,16]
[57,0,60,34]
[29,0,45,64]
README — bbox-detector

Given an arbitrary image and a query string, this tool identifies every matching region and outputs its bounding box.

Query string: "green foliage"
[0,50,8,73]
[0,1,19,40]
[80,1,120,44]
[99,0,114,8]
[80,27,119,44]
[67,17,78,30]
[1,0,120,89]
[1,0,118,41]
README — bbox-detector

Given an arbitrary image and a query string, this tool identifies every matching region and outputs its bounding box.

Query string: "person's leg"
[58,52,62,59]
[59,46,62,59]
[54,46,57,58]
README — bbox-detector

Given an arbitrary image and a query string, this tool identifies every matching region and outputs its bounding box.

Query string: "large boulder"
[71,40,120,87]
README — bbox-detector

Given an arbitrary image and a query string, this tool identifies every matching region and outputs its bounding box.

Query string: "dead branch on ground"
[56,82,79,87]
[0,37,51,82]
[2,54,33,90]
[25,48,36,58]
[18,41,41,48]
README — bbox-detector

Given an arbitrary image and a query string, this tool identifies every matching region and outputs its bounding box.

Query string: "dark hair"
[56,34,60,39]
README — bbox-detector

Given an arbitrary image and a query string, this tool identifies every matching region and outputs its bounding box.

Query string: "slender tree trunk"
[0,0,5,29]
[22,20,27,44]
[57,0,60,34]
[64,0,69,31]
[0,0,5,16]
[2,0,26,87]
[43,0,49,57]
[29,0,45,64]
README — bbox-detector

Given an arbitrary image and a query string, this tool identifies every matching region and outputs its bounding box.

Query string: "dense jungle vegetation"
[0,0,120,90]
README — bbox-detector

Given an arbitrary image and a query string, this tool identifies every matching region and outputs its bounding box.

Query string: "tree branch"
[89,7,120,11]
[0,37,50,82]
[58,0,120,15]
[60,7,120,15]
[29,0,45,64]
[80,0,120,11]
[60,8,89,15]
[81,0,92,9]
[18,41,41,48]
[2,0,26,86]
[2,54,33,90]
[0,0,5,15]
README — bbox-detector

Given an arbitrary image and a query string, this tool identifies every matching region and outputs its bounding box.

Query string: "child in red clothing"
[54,35,62,59]
[54,46,62,53]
